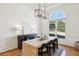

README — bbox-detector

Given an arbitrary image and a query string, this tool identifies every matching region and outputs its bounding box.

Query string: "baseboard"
[59,43,75,48]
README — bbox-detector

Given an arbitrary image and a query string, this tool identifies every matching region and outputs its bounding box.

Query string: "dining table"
[22,36,58,56]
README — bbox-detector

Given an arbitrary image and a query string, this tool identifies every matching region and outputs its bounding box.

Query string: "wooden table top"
[23,36,57,48]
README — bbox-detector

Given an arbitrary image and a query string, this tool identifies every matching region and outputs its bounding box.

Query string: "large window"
[49,9,66,38]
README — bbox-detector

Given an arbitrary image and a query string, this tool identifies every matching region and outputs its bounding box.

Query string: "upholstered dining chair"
[38,43,48,56]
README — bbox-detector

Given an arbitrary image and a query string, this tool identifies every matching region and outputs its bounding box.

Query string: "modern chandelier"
[34,3,48,19]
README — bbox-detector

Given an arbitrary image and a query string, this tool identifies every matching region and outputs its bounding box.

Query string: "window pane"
[49,21,55,31]
[57,20,65,32]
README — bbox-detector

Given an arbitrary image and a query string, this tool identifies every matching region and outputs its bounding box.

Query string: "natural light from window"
[48,9,66,38]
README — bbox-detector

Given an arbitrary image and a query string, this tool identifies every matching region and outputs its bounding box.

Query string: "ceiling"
[22,3,63,13]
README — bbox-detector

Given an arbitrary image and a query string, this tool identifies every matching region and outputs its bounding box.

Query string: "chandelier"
[34,3,48,19]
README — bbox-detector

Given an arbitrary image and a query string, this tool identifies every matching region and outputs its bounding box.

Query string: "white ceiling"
[22,3,63,13]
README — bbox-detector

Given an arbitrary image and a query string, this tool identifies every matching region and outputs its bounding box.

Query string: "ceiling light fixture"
[43,3,48,19]
[34,3,48,19]
[34,3,43,18]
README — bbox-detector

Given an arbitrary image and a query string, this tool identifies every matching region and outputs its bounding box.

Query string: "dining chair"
[47,40,55,56]
[38,43,48,56]
[53,38,58,49]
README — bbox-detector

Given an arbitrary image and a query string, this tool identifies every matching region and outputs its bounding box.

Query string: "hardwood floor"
[0,53,2,56]
[0,48,21,56]
[0,44,79,56]
[59,44,79,56]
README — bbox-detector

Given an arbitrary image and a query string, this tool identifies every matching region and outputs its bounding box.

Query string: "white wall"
[40,19,49,37]
[0,3,40,52]
[0,36,17,52]
[55,4,79,47]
